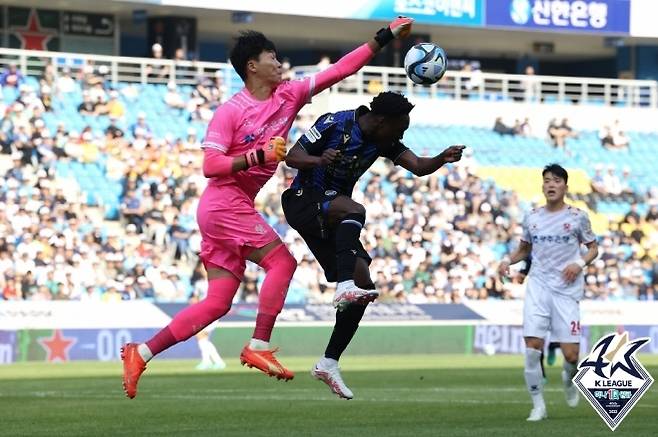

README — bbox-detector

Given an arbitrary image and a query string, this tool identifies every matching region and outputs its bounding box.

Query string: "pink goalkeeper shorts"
[196,184,279,280]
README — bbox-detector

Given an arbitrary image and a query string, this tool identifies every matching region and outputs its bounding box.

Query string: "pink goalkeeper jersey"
[201,78,313,200]
[201,43,376,201]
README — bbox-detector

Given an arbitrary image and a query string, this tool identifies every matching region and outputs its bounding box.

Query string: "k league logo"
[573,332,654,431]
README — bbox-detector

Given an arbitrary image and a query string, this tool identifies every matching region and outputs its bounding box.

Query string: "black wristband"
[256,149,265,164]
[374,27,394,48]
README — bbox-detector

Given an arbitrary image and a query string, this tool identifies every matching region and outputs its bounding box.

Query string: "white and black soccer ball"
[404,43,447,86]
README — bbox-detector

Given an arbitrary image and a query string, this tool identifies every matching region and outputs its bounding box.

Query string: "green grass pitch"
[1,355,656,436]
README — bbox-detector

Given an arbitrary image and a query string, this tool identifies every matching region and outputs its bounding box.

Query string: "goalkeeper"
[121,17,415,399]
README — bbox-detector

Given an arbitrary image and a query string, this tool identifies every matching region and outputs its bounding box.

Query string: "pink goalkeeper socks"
[145,245,296,357]
[252,245,297,342]
[144,327,176,357]
[145,276,240,357]
[252,314,277,342]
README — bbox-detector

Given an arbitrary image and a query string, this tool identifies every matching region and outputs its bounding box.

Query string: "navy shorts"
[281,187,371,282]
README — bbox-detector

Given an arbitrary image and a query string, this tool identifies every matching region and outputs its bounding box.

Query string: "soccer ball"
[404,43,447,86]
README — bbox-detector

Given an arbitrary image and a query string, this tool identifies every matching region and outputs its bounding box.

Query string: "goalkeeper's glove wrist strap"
[245,149,265,167]
[374,27,394,48]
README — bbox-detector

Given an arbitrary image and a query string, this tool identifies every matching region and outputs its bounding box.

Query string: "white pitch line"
[5,390,655,409]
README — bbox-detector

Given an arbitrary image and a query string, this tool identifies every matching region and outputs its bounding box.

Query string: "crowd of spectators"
[255,159,658,304]
[493,114,637,160]
[493,116,580,150]
[1,61,657,305]
[492,117,532,137]
[599,119,630,150]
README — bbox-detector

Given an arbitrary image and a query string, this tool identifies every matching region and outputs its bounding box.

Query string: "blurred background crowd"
[1,61,657,304]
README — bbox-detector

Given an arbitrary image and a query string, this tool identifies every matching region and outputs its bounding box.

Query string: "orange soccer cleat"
[239,345,294,381]
[121,343,147,399]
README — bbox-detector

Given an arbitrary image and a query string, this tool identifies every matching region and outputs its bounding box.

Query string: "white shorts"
[523,279,581,343]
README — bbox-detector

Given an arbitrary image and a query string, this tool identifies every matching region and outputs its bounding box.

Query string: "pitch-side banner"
[3,301,658,330]
[486,0,631,34]
[0,328,199,364]
[472,324,658,355]
[464,300,658,326]
[156,302,486,324]
[0,301,171,330]
[0,301,487,329]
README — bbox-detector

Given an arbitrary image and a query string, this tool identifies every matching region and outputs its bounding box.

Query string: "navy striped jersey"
[290,106,408,196]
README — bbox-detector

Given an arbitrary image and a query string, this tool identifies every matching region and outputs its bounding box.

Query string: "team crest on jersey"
[574,332,653,431]
[563,222,571,232]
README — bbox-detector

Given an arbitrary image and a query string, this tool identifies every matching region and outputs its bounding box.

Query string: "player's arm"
[311,17,413,96]
[516,256,532,283]
[519,256,532,276]
[563,239,599,283]
[285,114,339,169]
[396,145,466,176]
[581,240,599,265]
[285,144,339,170]
[497,241,532,278]
[563,212,599,283]
[203,137,286,178]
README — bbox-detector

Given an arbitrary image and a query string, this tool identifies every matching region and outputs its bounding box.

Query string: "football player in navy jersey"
[282,91,465,399]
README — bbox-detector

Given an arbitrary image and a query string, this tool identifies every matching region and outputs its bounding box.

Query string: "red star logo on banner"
[38,329,76,362]
[14,9,56,51]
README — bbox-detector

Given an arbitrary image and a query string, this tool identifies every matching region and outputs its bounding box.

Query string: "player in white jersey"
[498,164,598,422]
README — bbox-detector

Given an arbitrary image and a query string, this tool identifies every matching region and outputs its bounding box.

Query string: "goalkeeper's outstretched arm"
[311,17,414,96]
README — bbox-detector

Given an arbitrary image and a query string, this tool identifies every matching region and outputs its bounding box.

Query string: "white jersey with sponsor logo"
[521,205,596,299]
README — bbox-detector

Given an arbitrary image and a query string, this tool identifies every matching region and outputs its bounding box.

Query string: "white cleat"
[526,406,548,422]
[333,281,379,311]
[195,362,212,371]
[563,370,580,408]
[311,361,354,400]
[212,360,227,370]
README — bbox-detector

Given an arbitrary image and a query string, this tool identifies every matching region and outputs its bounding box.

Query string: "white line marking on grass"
[12,390,657,409]
[374,387,568,393]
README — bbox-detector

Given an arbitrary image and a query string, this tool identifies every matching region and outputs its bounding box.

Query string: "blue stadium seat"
[2,86,18,103]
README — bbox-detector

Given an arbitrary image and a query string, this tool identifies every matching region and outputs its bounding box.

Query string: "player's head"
[368,92,414,145]
[542,163,568,203]
[230,31,280,84]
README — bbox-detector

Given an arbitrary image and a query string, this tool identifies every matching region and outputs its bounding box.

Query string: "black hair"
[370,92,414,117]
[229,31,277,82]
[542,163,568,184]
